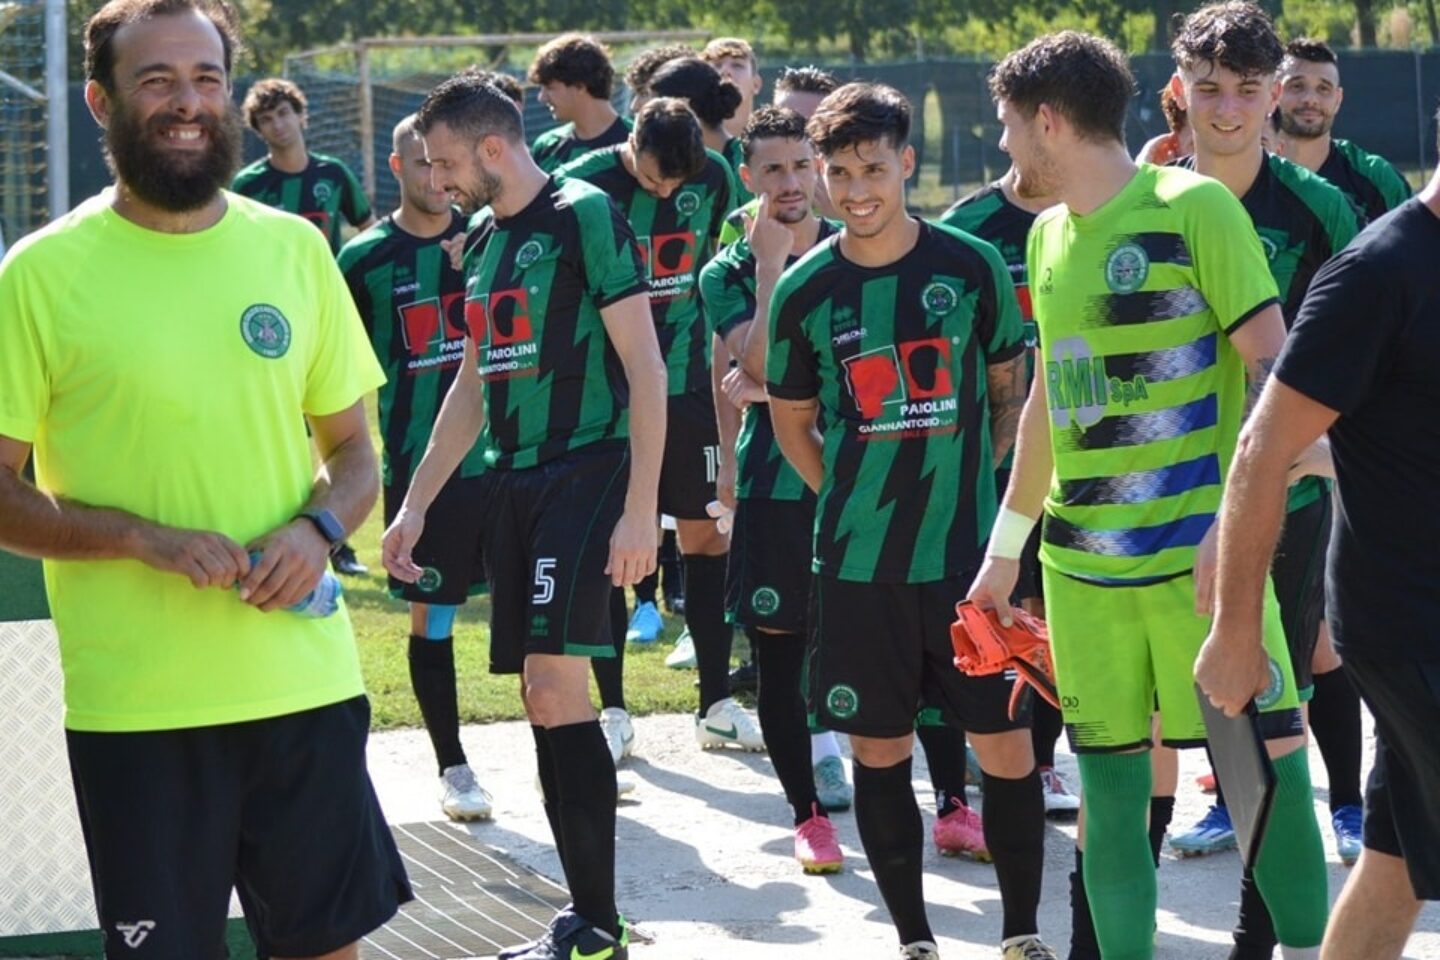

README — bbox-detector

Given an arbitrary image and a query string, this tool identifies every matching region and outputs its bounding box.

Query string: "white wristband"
[986,507,1038,560]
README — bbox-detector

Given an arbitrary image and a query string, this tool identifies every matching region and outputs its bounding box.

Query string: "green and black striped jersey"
[767,221,1024,583]
[463,177,650,470]
[531,116,632,174]
[231,152,371,254]
[1316,137,1411,224]
[941,182,1040,471]
[557,145,738,395]
[338,210,487,489]
[722,136,755,204]
[699,219,838,503]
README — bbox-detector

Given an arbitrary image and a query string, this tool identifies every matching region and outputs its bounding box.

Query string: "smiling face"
[997,98,1061,201]
[819,138,913,240]
[537,80,579,123]
[1278,57,1342,140]
[1174,62,1278,160]
[88,8,242,211]
[423,121,502,214]
[741,135,817,223]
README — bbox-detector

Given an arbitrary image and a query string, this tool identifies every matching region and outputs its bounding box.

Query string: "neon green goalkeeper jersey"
[1028,164,1279,585]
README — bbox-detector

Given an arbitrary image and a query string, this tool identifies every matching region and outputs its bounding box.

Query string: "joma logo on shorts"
[115,921,156,949]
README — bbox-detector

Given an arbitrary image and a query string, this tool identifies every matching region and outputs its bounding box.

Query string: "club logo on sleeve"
[515,239,544,268]
[921,281,958,316]
[674,188,702,217]
[1104,243,1149,294]
[239,304,291,358]
[825,684,859,720]
[1255,657,1287,710]
[312,180,334,204]
[750,586,781,616]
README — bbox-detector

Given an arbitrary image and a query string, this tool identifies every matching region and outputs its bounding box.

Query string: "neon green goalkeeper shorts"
[1041,567,1305,751]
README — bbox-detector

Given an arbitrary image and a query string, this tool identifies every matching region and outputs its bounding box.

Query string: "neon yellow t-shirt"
[0,192,386,732]
[1027,164,1279,586]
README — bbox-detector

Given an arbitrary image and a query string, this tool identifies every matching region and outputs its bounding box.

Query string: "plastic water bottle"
[243,553,344,618]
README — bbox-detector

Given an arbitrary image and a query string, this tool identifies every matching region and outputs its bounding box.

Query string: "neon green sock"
[1252,750,1328,948]
[1076,752,1155,960]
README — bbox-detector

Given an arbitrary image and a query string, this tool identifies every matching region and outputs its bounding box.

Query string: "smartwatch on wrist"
[298,508,346,554]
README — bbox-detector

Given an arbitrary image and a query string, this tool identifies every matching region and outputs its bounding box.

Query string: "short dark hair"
[632,97,707,181]
[989,31,1135,145]
[1172,2,1284,79]
[528,33,613,100]
[461,67,525,109]
[242,77,305,129]
[1285,37,1338,67]
[624,44,695,98]
[806,82,910,157]
[649,57,743,130]
[1159,86,1187,133]
[741,106,809,161]
[775,65,840,97]
[85,0,240,92]
[416,73,525,145]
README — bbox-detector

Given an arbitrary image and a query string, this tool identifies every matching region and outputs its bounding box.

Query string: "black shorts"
[659,389,721,520]
[726,497,814,634]
[481,441,629,674]
[66,697,411,959]
[1345,653,1440,900]
[1271,493,1330,697]
[384,472,488,605]
[993,467,1042,603]
[807,572,1029,738]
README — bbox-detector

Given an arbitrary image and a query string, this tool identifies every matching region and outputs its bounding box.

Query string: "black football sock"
[1208,746,1228,809]
[633,570,659,608]
[752,627,821,824]
[1310,668,1364,810]
[853,757,933,945]
[1068,848,1100,960]
[1031,697,1063,770]
[408,635,466,775]
[1230,866,1278,959]
[546,721,619,937]
[684,554,734,715]
[1149,795,1176,867]
[531,724,568,876]
[915,709,968,810]
[592,587,627,711]
[982,770,1045,940]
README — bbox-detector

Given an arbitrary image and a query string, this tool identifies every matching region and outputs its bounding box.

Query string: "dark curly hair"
[988,31,1134,145]
[1172,1,1284,79]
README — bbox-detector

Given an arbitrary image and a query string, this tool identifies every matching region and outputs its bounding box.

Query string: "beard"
[454,162,504,215]
[1014,145,1061,201]
[105,97,243,212]
[773,198,809,224]
[1279,109,1331,140]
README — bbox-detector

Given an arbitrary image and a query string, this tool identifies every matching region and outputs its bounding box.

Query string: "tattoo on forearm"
[1244,356,1277,419]
[987,356,1028,465]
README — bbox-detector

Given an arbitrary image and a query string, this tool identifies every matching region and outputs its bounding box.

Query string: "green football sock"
[1252,750,1329,948]
[1076,752,1156,960]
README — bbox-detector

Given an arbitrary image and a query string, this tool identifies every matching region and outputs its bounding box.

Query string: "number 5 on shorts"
[532,558,556,605]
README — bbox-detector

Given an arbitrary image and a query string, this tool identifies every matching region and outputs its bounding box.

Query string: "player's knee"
[849,733,912,768]
[410,603,459,640]
[522,659,593,727]
[676,519,728,556]
[970,727,1035,779]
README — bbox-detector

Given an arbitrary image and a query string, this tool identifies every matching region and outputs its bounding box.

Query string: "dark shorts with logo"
[1271,493,1331,699]
[1345,653,1440,899]
[807,572,1028,738]
[66,696,412,960]
[726,497,814,634]
[659,389,721,521]
[481,441,629,674]
[384,472,488,606]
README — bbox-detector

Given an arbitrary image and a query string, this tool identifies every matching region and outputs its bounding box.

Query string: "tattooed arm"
[986,353,1028,468]
[1228,304,1287,421]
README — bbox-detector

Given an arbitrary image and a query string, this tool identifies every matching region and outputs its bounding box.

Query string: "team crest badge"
[312,180,334,204]
[417,567,443,593]
[751,586,781,616]
[826,684,859,720]
[674,189,702,217]
[1104,243,1149,294]
[515,239,544,268]
[922,281,958,316]
[1255,657,1287,710]
[239,304,291,359]
[1259,236,1279,261]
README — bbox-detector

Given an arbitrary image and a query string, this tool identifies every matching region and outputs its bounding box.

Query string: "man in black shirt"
[1200,115,1440,960]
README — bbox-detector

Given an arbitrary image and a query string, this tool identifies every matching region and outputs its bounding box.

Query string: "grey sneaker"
[440,763,493,821]
[814,755,853,811]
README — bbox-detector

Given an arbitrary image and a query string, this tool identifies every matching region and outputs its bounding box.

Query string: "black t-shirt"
[1273,199,1440,661]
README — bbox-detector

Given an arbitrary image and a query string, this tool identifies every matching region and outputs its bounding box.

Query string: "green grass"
[346,401,712,729]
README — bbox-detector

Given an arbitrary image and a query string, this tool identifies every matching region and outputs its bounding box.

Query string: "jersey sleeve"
[765,265,819,401]
[699,249,755,341]
[335,240,375,337]
[0,252,50,443]
[339,163,372,226]
[969,235,1025,363]
[1320,187,1361,255]
[1186,180,1281,333]
[716,204,750,249]
[577,193,650,309]
[1374,158,1413,211]
[1273,249,1393,417]
[301,228,386,416]
[710,158,739,246]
